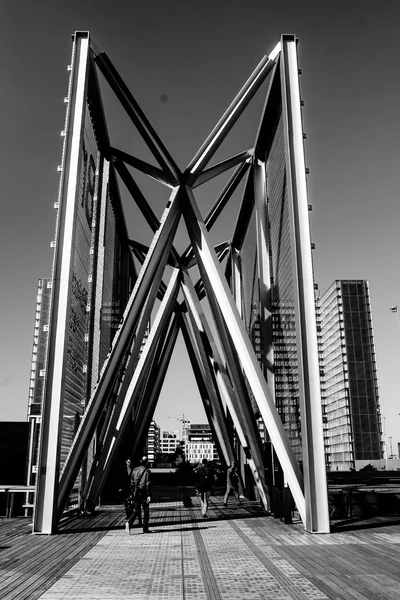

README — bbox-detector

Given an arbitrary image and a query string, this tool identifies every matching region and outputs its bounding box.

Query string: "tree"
[359,463,377,472]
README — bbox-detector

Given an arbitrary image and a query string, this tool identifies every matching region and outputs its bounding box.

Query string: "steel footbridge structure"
[32,31,329,535]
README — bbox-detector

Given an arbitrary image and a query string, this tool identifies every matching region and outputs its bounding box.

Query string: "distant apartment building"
[146,420,160,465]
[186,424,219,463]
[318,280,383,471]
[160,430,179,455]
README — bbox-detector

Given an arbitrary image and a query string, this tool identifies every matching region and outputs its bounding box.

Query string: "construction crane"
[167,414,191,442]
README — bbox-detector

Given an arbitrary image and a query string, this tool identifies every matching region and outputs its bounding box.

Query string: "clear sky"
[1,1,400,452]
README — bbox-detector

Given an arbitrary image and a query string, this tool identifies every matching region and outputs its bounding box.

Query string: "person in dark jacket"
[125,456,152,534]
[194,458,213,518]
[123,458,142,524]
[223,461,242,506]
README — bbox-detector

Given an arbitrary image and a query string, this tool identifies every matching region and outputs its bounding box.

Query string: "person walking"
[126,456,152,534]
[123,458,141,524]
[194,458,213,518]
[224,461,242,507]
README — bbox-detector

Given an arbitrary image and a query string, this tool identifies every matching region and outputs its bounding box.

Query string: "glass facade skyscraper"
[318,280,383,470]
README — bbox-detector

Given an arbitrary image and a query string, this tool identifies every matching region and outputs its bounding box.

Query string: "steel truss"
[34,31,329,534]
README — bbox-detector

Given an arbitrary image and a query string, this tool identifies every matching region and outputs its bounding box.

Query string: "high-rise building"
[318,280,383,470]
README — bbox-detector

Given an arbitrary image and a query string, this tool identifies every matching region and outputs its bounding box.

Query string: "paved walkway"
[40,497,324,600]
[43,491,400,600]
[2,487,400,599]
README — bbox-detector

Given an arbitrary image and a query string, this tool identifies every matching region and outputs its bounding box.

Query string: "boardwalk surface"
[1,486,400,599]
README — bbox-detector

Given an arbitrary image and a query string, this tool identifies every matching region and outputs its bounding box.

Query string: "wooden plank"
[343,540,400,579]
[275,545,370,600]
[0,510,116,574]
[277,544,376,600]
[0,508,124,600]
[242,515,400,600]
[278,542,398,600]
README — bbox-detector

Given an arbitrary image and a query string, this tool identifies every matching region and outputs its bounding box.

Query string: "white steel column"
[280,34,329,533]
[33,33,91,534]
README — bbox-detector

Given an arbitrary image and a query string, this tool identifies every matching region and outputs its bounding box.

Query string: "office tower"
[318,280,383,470]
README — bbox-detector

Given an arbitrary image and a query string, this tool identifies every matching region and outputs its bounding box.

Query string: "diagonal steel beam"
[94,52,181,183]
[212,357,270,510]
[184,43,281,185]
[114,158,160,229]
[179,311,233,469]
[109,146,176,187]
[193,243,231,293]
[231,162,256,251]
[181,185,305,523]
[180,269,270,509]
[80,239,174,509]
[114,158,181,267]
[192,150,253,188]
[129,239,177,269]
[254,61,281,161]
[128,239,149,263]
[180,275,235,467]
[83,269,181,508]
[129,313,180,462]
[253,161,274,385]
[181,160,250,268]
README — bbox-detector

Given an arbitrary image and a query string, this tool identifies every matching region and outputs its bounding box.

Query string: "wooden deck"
[1,487,400,599]
[0,506,124,600]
